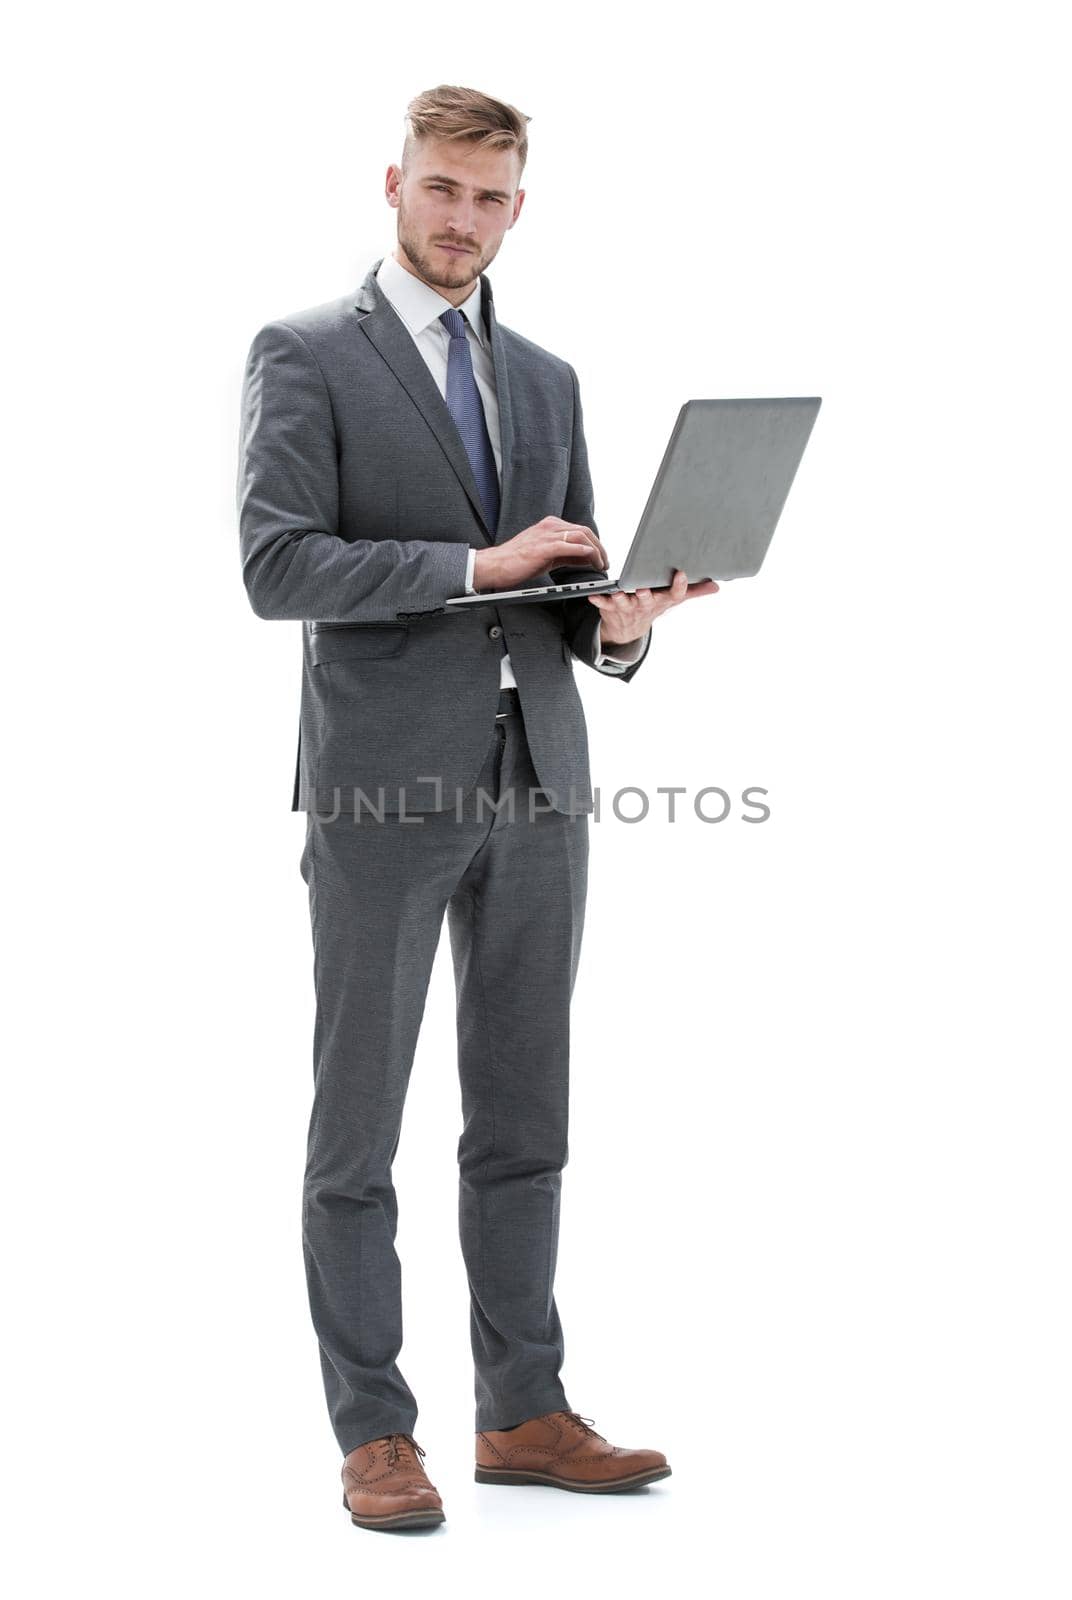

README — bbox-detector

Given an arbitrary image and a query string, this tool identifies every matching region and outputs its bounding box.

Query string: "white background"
[5,2,1069,1595]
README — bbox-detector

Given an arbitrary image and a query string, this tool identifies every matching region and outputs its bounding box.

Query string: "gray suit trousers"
[298,692,588,1454]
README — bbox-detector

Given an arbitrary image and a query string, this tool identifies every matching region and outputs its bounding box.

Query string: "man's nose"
[446,201,478,237]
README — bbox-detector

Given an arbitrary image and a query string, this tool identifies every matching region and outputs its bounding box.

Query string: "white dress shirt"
[374,252,647,684]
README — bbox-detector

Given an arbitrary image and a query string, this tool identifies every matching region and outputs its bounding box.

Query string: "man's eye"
[429,184,502,203]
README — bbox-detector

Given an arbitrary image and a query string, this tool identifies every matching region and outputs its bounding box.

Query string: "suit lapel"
[353,258,515,547]
[481,273,516,546]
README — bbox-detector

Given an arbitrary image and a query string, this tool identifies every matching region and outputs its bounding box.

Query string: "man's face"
[386,137,524,299]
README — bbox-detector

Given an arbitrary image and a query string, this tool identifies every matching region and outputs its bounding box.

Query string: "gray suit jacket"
[236,257,652,813]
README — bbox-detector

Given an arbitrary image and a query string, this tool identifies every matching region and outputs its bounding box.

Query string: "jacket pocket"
[511,443,570,515]
[310,621,410,665]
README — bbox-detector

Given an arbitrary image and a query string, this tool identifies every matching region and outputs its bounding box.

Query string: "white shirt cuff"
[464,548,477,594]
[593,621,649,671]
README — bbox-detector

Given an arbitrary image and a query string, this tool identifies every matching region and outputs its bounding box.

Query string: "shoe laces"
[559,1410,607,1442]
[383,1432,425,1469]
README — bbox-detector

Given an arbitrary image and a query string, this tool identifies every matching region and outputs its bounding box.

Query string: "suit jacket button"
[488,625,503,638]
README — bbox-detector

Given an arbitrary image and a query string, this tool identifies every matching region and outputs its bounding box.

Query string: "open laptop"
[445,396,822,608]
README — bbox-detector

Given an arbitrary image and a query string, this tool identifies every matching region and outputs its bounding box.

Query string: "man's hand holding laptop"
[586,567,719,645]
[472,515,719,645]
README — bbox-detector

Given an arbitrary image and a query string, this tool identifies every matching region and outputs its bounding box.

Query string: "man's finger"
[562,523,608,562]
[559,533,607,567]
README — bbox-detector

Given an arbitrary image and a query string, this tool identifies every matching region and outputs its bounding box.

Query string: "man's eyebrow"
[422,173,513,201]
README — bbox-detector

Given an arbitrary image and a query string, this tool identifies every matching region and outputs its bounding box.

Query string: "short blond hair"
[401,84,531,179]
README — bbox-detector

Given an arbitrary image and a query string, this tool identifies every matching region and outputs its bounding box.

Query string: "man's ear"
[509,188,525,229]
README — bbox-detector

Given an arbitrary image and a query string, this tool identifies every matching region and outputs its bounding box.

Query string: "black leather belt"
[495,687,520,719]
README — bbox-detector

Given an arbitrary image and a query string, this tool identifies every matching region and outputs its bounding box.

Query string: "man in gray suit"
[237,83,717,1532]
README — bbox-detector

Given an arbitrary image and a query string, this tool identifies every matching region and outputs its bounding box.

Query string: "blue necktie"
[438,307,500,535]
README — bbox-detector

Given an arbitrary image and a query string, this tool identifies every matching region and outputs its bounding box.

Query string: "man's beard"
[398,215,486,290]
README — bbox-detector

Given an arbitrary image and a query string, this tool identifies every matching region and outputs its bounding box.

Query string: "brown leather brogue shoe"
[475,1409,671,1492]
[341,1432,445,1530]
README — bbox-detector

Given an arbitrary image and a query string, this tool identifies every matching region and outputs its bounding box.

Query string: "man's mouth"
[437,244,470,255]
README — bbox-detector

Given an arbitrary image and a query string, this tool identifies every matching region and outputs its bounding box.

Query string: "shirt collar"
[376,250,486,349]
